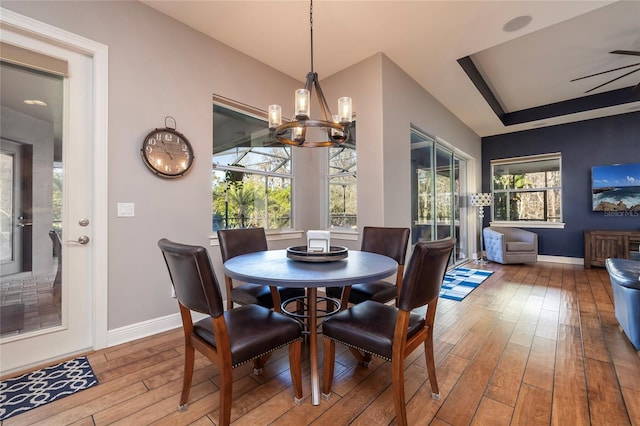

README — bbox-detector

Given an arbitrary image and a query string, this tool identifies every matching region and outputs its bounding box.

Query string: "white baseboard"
[538,255,584,265]
[107,311,208,348]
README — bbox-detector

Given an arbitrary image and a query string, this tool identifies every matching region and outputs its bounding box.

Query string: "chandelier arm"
[312,74,333,122]
[304,72,314,92]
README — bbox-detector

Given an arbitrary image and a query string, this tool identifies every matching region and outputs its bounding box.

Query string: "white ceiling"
[142,0,640,137]
[2,1,638,142]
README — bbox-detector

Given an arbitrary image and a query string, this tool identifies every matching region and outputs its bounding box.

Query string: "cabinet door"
[591,235,625,266]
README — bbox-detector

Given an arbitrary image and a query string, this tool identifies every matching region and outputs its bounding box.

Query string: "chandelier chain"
[310,0,314,74]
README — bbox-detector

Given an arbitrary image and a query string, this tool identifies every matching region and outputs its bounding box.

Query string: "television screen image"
[592,163,640,212]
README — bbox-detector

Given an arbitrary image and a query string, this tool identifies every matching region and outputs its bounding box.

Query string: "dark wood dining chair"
[158,238,303,426]
[326,226,410,308]
[321,238,456,426]
[217,227,305,311]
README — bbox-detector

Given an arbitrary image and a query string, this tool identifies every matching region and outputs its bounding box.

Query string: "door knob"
[68,235,90,245]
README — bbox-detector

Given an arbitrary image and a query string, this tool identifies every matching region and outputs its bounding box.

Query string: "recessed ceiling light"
[23,99,48,106]
[503,15,532,32]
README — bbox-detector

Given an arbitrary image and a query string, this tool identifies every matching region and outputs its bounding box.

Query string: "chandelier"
[268,0,352,147]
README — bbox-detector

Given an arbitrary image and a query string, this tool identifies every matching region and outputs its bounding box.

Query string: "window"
[327,127,356,229]
[491,153,562,223]
[212,100,292,231]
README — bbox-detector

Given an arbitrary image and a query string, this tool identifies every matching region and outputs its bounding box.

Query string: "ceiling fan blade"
[611,50,640,56]
[571,62,640,82]
[585,67,640,93]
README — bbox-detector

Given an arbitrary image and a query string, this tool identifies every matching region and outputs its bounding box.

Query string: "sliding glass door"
[411,129,469,264]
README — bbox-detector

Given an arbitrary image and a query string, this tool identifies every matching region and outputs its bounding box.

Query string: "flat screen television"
[592,163,640,212]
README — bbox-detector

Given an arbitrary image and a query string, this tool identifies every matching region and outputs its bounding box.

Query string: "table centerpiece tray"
[286,245,348,262]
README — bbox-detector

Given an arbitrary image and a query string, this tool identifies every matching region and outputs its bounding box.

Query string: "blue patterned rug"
[440,267,493,301]
[0,356,98,421]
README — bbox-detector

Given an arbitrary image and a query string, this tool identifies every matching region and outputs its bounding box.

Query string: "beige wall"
[3,1,481,336]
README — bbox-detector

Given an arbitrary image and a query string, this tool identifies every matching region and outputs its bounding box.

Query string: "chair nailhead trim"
[231,337,303,369]
[325,337,390,362]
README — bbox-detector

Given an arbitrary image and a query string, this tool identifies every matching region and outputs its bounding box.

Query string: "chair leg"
[347,347,372,367]
[219,361,233,426]
[253,353,272,375]
[289,340,303,404]
[321,337,335,400]
[179,344,195,411]
[424,334,439,399]
[391,355,408,426]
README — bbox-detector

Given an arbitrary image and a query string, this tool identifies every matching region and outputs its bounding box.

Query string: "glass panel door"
[410,129,469,265]
[0,62,63,337]
[435,145,453,240]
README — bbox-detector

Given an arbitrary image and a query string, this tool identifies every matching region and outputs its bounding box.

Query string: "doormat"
[1,303,25,334]
[0,356,98,421]
[440,267,493,301]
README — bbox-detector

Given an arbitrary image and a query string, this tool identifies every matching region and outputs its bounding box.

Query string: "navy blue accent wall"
[482,111,640,259]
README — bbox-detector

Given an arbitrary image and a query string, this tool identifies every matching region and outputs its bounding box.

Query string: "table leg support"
[308,287,320,405]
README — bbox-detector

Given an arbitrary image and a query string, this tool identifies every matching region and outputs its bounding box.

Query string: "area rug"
[0,356,98,421]
[440,267,493,301]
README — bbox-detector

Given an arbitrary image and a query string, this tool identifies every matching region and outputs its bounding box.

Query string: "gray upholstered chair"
[158,238,303,426]
[483,227,538,264]
[605,258,640,350]
[321,238,456,426]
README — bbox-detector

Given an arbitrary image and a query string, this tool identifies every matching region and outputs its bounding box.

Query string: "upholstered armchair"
[483,227,538,264]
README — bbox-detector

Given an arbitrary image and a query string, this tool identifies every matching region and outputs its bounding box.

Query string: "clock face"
[141,128,194,178]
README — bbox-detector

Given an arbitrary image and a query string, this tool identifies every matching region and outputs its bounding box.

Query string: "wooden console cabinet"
[584,230,640,268]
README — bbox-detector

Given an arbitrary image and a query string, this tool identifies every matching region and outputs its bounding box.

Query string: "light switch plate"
[117,202,135,217]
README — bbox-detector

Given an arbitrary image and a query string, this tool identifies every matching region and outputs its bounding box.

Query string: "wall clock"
[140,118,194,178]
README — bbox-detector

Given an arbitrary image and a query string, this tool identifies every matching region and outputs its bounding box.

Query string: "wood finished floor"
[3,261,640,425]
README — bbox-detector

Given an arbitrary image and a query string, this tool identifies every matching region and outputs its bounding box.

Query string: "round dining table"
[223,248,398,405]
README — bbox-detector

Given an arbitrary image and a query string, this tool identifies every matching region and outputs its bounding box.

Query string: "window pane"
[213,103,292,231]
[328,133,356,229]
[267,175,292,229]
[329,174,356,229]
[329,146,356,175]
[212,169,292,230]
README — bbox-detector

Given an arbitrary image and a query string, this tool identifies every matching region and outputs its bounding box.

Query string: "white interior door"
[0,10,108,374]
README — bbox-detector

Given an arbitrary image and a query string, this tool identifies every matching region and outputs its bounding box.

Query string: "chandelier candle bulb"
[268,104,282,128]
[295,89,310,119]
[338,97,352,123]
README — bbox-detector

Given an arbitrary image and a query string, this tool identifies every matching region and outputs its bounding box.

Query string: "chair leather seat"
[322,300,425,361]
[231,284,305,308]
[194,304,302,367]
